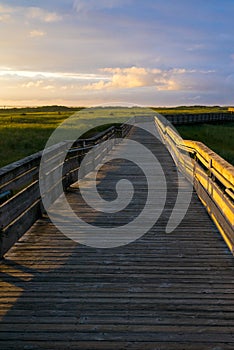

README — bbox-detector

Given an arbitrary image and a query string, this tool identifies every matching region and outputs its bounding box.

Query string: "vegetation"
[176,122,234,165]
[0,104,233,168]
[0,105,80,114]
[152,105,234,165]
[152,105,229,115]
[0,109,76,167]
[0,106,153,168]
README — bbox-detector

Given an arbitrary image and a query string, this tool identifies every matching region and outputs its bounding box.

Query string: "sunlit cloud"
[83,66,220,95]
[26,7,62,23]
[84,66,188,91]
[22,81,44,88]
[29,30,46,38]
[0,68,108,81]
[43,85,55,90]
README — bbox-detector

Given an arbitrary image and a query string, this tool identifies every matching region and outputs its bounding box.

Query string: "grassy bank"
[176,122,234,165]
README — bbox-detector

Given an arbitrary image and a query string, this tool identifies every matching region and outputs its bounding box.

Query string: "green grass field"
[152,106,229,114]
[0,106,154,168]
[0,105,233,168]
[176,122,234,165]
[0,110,75,168]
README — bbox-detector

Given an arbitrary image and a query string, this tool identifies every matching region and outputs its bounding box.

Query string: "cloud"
[0,3,15,22]
[29,30,46,38]
[83,66,217,93]
[0,4,14,13]
[188,95,201,101]
[0,13,11,22]
[84,66,183,91]
[0,4,62,23]
[186,44,205,52]
[21,80,57,93]
[225,74,234,87]
[26,7,62,23]
[22,80,43,88]
[43,85,55,90]
[73,0,131,13]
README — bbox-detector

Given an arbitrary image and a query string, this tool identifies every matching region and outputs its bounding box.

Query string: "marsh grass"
[0,112,72,167]
[1,105,233,168]
[176,122,234,165]
[152,106,229,114]
[0,107,154,168]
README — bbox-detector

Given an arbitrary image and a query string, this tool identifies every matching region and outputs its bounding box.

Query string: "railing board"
[0,181,40,229]
[0,200,41,257]
[184,140,234,188]
[0,166,39,194]
[164,112,233,125]
[155,115,234,254]
[0,123,131,258]
[194,179,234,253]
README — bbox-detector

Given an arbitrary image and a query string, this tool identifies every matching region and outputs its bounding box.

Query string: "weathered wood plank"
[0,200,41,257]
[164,112,233,125]
[0,181,40,229]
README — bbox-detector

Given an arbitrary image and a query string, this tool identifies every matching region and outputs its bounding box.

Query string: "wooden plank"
[0,152,41,187]
[0,200,41,257]
[0,166,39,193]
[0,342,233,350]
[0,181,40,229]
[195,179,234,253]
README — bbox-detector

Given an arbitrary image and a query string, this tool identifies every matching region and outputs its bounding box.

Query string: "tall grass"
[176,122,234,165]
[1,106,233,168]
[0,107,154,168]
[152,106,229,114]
[0,112,73,167]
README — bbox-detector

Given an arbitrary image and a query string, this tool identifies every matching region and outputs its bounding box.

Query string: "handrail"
[163,112,233,125]
[0,122,132,258]
[155,114,234,254]
[2,113,233,257]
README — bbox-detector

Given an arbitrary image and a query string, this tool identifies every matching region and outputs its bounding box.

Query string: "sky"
[0,0,234,107]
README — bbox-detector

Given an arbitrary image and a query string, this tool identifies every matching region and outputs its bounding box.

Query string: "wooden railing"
[155,115,234,254]
[164,112,233,125]
[0,123,131,258]
[1,113,233,257]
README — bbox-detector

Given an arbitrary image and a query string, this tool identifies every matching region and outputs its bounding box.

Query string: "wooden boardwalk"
[0,121,234,349]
